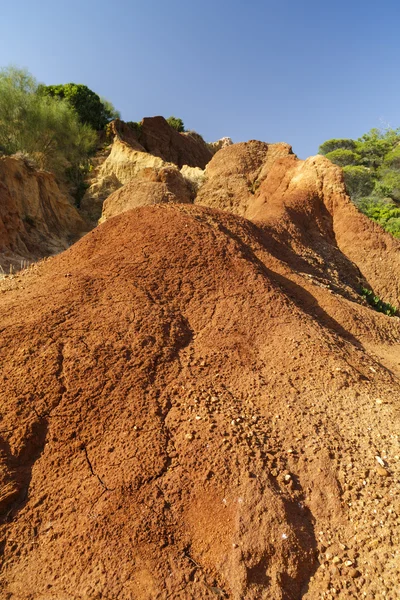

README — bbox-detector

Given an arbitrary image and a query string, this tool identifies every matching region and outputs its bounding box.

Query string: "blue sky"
[1,0,399,158]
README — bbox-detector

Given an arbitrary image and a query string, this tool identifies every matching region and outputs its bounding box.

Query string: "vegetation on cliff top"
[319,128,400,238]
[0,66,120,204]
[38,83,120,130]
[166,116,185,132]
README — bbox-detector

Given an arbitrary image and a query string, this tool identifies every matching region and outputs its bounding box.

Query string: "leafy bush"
[38,83,120,130]
[357,198,400,239]
[166,116,185,132]
[360,287,398,316]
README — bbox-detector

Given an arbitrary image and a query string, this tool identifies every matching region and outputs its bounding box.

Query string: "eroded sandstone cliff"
[0,156,86,270]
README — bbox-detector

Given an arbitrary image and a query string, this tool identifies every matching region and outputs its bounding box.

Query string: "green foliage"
[166,116,185,132]
[38,83,119,130]
[0,66,97,208]
[357,198,400,239]
[0,67,97,176]
[382,145,400,169]
[374,168,400,201]
[355,128,399,169]
[343,165,375,199]
[325,149,360,167]
[320,127,400,239]
[360,287,398,316]
[319,138,356,155]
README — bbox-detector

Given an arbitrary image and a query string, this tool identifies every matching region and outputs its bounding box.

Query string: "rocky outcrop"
[100,166,192,222]
[138,117,213,169]
[180,165,206,197]
[0,156,86,269]
[196,142,400,308]
[196,140,293,216]
[208,136,233,153]
[80,139,168,224]
[81,117,214,225]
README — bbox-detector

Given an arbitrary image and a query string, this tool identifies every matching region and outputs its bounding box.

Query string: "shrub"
[374,168,400,202]
[319,127,400,239]
[360,287,398,316]
[382,144,400,169]
[166,116,185,132]
[357,198,400,239]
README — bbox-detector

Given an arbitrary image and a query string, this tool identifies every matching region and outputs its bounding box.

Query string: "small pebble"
[349,568,361,579]
[376,466,390,477]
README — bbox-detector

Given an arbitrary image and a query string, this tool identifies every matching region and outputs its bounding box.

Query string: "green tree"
[382,144,400,169]
[325,149,360,167]
[355,128,399,169]
[166,116,185,132]
[319,127,400,239]
[38,83,120,130]
[319,138,356,155]
[374,169,400,202]
[0,67,96,193]
[342,166,375,200]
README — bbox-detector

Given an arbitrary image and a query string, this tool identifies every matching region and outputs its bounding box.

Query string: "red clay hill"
[0,137,399,599]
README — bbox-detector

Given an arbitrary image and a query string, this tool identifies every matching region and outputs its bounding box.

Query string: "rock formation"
[100,166,192,222]
[196,141,400,308]
[81,118,213,224]
[208,136,233,153]
[138,117,213,169]
[0,156,86,271]
[80,138,168,224]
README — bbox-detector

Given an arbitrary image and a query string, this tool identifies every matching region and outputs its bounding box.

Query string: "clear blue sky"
[1,0,399,158]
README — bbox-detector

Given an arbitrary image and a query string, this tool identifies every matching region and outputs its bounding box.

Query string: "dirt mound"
[0,156,87,271]
[1,204,399,599]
